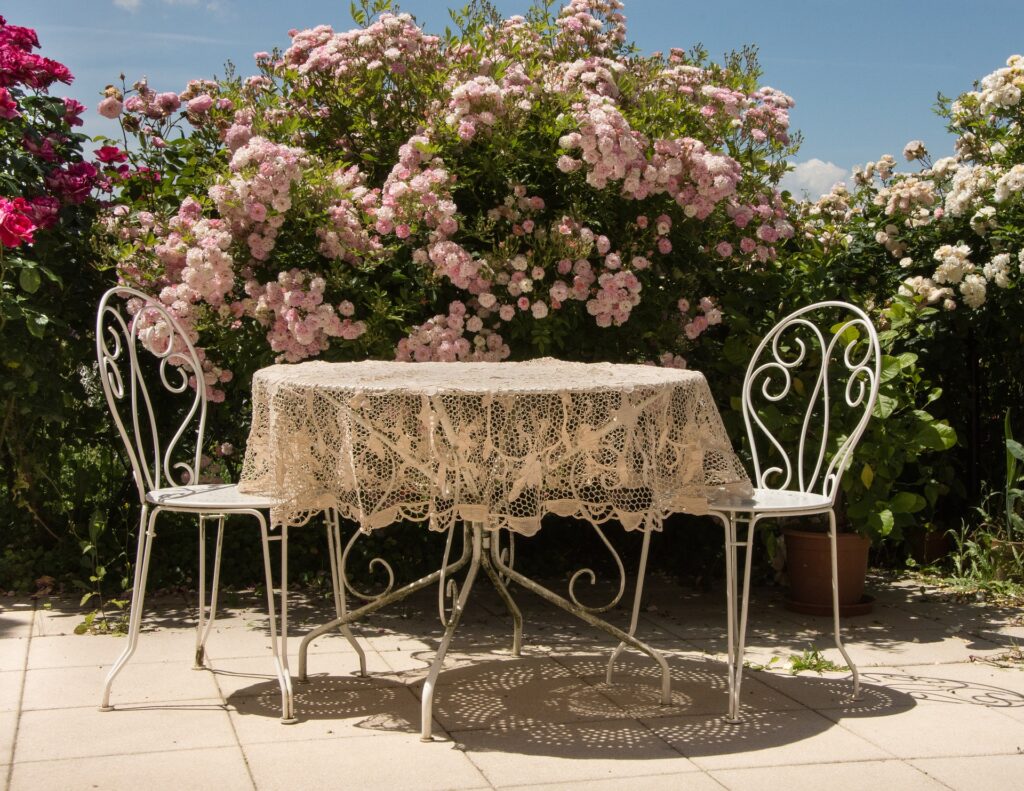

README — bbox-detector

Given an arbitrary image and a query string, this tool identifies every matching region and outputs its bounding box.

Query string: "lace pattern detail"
[238,359,751,532]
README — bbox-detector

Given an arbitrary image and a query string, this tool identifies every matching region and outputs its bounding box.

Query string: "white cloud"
[780,158,849,199]
[113,0,141,10]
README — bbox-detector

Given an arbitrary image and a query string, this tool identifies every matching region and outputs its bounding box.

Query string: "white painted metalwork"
[298,521,671,739]
[708,301,881,722]
[568,523,627,613]
[95,287,362,721]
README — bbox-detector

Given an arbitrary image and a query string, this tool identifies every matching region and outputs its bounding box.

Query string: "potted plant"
[758,301,957,615]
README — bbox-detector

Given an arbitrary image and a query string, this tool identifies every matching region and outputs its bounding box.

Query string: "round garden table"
[238,357,750,738]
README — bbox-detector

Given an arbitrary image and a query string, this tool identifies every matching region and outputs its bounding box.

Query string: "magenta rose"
[0,87,19,119]
[62,97,85,126]
[94,145,128,164]
[46,161,97,204]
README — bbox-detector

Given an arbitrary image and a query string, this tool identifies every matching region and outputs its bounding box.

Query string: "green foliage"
[840,299,957,542]
[786,647,848,675]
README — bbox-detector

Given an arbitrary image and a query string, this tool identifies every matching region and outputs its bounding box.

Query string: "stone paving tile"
[210,652,393,701]
[910,754,1024,790]
[14,701,235,763]
[241,732,490,791]
[26,630,196,670]
[683,625,1007,669]
[452,718,703,788]
[756,660,1024,714]
[21,661,222,711]
[8,745,255,791]
[819,698,1024,758]
[644,708,892,770]
[499,774,725,791]
[227,677,428,745]
[0,602,35,640]
[0,636,29,673]
[0,670,24,713]
[1,708,18,767]
[710,758,945,790]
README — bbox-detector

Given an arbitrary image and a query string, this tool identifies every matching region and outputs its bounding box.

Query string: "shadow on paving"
[217,651,1024,760]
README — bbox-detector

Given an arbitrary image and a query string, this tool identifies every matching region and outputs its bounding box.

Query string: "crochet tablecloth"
[238,358,750,533]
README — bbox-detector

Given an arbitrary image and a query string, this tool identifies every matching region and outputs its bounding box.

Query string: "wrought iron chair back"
[740,300,881,504]
[95,286,207,503]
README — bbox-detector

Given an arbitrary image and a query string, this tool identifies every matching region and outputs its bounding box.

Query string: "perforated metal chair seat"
[145,483,278,511]
[708,487,831,515]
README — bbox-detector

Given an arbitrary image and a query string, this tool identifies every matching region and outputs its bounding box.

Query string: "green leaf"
[860,463,874,489]
[867,508,895,536]
[874,394,897,419]
[913,420,957,451]
[26,314,49,338]
[879,355,901,384]
[19,267,41,294]
[890,492,926,514]
[1006,439,1024,462]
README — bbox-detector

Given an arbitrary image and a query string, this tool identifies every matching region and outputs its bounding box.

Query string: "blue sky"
[7,0,1024,196]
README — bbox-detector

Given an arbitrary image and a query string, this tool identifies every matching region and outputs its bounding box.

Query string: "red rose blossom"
[0,197,36,247]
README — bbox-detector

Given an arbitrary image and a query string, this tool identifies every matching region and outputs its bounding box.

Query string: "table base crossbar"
[295,520,671,739]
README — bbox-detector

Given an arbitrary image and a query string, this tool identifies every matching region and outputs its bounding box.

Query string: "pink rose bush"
[97,0,797,379]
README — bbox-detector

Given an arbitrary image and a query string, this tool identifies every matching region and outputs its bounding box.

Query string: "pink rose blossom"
[97,96,122,119]
[187,94,214,114]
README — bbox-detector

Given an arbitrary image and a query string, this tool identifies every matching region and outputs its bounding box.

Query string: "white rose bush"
[792,55,1024,549]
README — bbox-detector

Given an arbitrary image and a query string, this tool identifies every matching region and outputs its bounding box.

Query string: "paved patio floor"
[2,575,1023,790]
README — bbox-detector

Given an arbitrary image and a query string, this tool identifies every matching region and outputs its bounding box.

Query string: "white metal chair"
[707,300,881,722]
[95,286,365,722]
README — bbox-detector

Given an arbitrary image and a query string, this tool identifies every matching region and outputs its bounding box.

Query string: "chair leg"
[194,515,225,669]
[828,509,861,698]
[606,525,652,684]
[100,505,158,711]
[715,511,755,723]
[718,512,738,721]
[732,515,757,716]
[324,509,367,677]
[258,513,296,723]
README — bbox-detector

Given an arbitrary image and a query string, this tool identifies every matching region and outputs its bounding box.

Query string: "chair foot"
[280,717,299,725]
[724,715,741,725]
[192,647,206,669]
[98,705,115,712]
[419,735,436,743]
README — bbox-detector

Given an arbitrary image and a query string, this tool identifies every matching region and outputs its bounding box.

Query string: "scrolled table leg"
[481,529,523,656]
[341,522,396,601]
[567,522,627,613]
[489,534,671,705]
[325,509,367,677]
[421,522,483,741]
[606,525,653,684]
[297,523,473,683]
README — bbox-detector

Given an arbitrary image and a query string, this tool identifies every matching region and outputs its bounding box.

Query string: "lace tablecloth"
[238,358,750,533]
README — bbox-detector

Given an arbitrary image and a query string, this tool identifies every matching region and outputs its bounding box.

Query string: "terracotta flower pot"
[783,528,872,616]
